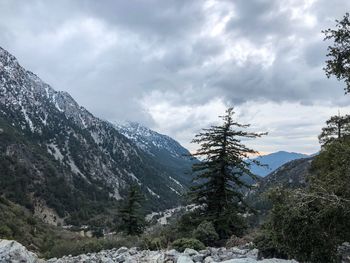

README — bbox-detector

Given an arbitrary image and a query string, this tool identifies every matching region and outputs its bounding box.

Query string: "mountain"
[249,151,310,177]
[115,122,195,185]
[248,157,314,217]
[0,46,192,226]
[258,157,313,191]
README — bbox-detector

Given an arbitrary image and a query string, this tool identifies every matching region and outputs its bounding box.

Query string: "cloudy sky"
[1,0,350,154]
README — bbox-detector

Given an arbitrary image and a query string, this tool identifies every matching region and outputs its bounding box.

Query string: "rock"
[199,249,211,257]
[209,247,219,255]
[219,251,234,261]
[166,249,178,256]
[204,256,214,263]
[230,247,248,255]
[338,242,350,263]
[128,247,138,255]
[221,259,298,263]
[0,239,42,263]
[115,253,126,262]
[184,248,198,256]
[246,248,259,260]
[192,253,204,262]
[221,259,257,263]
[116,246,129,254]
[177,254,194,263]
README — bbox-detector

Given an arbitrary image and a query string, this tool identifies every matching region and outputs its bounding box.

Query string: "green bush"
[193,220,219,246]
[0,225,13,238]
[45,235,141,258]
[171,238,205,252]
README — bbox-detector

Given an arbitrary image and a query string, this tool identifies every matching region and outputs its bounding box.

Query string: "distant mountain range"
[0,46,194,226]
[249,151,311,177]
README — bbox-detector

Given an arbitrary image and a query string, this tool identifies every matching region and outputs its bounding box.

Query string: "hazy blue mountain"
[250,151,310,177]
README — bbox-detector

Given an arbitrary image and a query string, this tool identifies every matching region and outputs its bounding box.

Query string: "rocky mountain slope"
[249,151,310,177]
[115,121,195,185]
[0,46,193,224]
[248,157,314,214]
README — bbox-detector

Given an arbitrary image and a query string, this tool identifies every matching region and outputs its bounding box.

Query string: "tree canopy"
[324,13,350,92]
[190,108,266,238]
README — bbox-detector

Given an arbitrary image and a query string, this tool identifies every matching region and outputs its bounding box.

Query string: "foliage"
[193,220,219,246]
[189,108,266,239]
[119,185,146,236]
[318,114,350,145]
[140,224,179,250]
[260,139,350,262]
[45,235,141,258]
[323,13,350,92]
[171,238,205,252]
[226,234,253,249]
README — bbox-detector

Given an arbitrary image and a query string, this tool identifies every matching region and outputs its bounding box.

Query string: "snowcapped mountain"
[115,122,190,159]
[115,122,195,186]
[0,46,192,222]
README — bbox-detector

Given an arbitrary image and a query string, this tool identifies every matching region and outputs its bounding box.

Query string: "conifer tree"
[323,13,350,92]
[190,108,266,238]
[119,185,145,235]
[318,113,350,145]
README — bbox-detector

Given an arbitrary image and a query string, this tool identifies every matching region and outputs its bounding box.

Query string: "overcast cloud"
[1,0,350,154]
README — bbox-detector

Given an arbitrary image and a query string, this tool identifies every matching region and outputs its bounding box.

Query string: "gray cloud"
[1,0,350,153]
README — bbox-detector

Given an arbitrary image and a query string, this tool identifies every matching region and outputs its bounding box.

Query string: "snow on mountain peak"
[115,121,190,158]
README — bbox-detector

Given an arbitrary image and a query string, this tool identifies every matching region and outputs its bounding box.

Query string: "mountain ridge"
[0,46,193,225]
[249,151,310,177]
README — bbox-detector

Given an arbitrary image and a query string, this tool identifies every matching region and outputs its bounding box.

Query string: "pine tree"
[323,13,350,93]
[119,185,145,235]
[318,113,350,145]
[190,108,266,238]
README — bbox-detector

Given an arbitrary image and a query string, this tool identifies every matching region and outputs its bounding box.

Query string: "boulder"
[0,239,42,263]
[177,254,194,263]
[246,249,259,260]
[192,253,204,262]
[116,246,129,254]
[338,242,350,263]
[184,248,198,256]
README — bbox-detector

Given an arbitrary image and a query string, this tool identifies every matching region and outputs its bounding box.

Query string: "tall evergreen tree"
[190,108,266,238]
[119,185,146,235]
[318,113,350,145]
[323,13,350,92]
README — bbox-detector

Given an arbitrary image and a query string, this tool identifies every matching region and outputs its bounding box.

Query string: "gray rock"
[177,254,194,263]
[199,249,211,257]
[246,249,259,260]
[230,247,247,255]
[115,253,126,262]
[192,253,204,262]
[338,242,350,263]
[184,248,198,256]
[128,247,138,255]
[204,256,214,263]
[116,246,129,254]
[0,239,42,263]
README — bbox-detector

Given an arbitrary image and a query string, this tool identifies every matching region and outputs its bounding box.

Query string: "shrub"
[171,238,205,252]
[0,225,13,238]
[193,220,219,246]
[226,235,250,248]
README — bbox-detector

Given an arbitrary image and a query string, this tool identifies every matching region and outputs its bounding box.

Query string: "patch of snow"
[126,171,141,185]
[169,176,184,188]
[169,187,181,195]
[20,107,34,132]
[47,143,64,162]
[147,187,160,198]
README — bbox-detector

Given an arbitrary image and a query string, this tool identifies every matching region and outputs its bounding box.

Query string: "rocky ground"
[0,239,298,263]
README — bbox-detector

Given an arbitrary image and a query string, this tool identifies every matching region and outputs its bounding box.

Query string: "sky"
[1,0,350,154]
